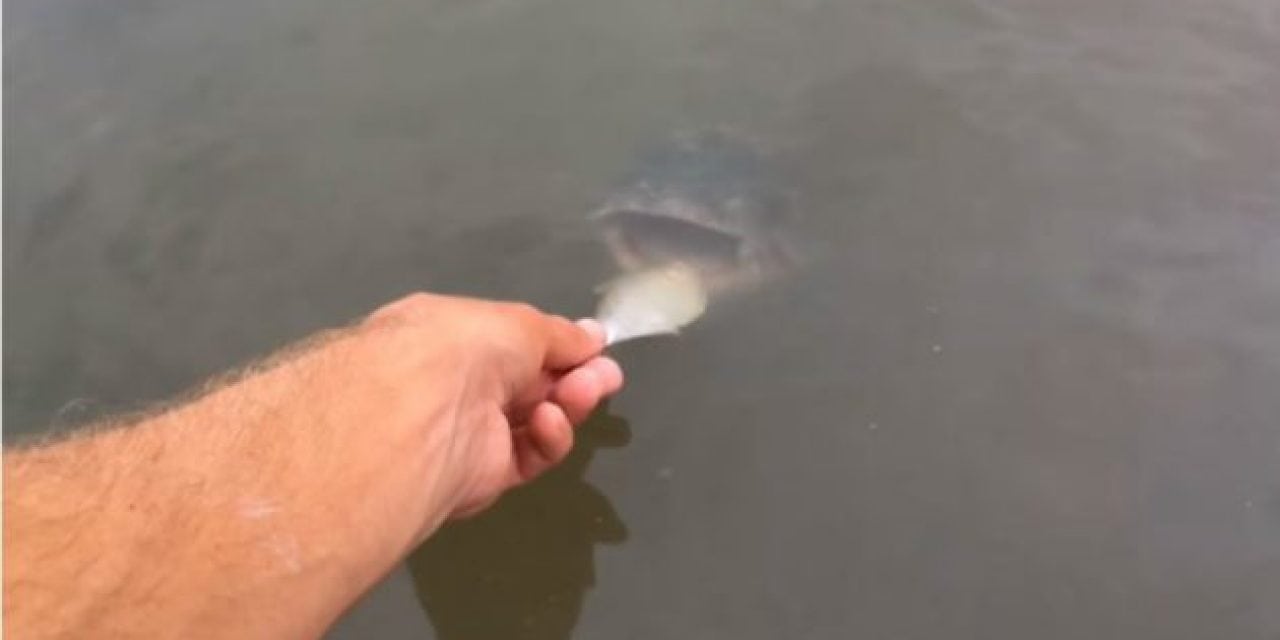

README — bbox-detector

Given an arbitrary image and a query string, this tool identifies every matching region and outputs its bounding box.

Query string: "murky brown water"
[6,0,1280,637]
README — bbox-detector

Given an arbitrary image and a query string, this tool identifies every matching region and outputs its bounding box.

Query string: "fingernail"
[575,318,606,345]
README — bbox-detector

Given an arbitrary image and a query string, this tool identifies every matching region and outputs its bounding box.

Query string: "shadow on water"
[407,409,631,640]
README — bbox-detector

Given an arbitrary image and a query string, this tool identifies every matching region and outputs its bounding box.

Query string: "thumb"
[543,317,605,371]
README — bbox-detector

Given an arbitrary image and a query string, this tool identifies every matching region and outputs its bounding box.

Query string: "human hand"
[359,293,624,522]
[223,292,624,598]
[1,291,623,640]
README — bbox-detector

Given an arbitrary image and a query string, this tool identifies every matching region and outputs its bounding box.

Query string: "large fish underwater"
[591,131,799,344]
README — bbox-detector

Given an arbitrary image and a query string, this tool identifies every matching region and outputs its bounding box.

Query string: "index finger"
[542,316,605,371]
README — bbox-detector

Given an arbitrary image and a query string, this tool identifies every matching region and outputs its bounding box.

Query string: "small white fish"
[594,264,708,345]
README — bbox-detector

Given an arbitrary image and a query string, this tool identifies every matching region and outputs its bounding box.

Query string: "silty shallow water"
[5,0,1279,638]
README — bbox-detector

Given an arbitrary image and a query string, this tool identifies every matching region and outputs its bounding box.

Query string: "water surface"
[5,0,1279,637]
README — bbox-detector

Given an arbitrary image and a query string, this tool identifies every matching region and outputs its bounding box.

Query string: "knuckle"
[507,301,541,318]
[501,302,544,327]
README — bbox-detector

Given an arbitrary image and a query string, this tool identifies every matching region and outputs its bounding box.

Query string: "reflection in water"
[408,410,630,640]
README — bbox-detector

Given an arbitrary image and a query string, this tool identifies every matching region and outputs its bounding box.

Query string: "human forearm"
[3,293,619,639]
[4,330,451,639]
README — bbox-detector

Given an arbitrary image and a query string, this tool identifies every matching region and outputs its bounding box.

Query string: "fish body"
[593,131,795,293]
